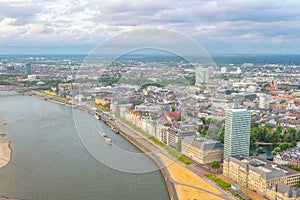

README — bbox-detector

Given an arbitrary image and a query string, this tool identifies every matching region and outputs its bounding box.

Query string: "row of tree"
[198,118,300,146]
[198,117,225,143]
[250,124,300,145]
[271,142,293,155]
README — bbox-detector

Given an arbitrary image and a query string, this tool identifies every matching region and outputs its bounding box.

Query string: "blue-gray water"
[0,92,168,200]
[251,145,274,159]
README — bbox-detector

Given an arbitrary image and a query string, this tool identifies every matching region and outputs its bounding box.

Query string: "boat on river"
[99,131,112,144]
[111,127,119,134]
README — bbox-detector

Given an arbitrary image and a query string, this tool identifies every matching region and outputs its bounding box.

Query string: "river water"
[0,92,168,200]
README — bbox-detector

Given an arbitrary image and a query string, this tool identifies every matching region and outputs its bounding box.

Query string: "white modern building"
[259,95,271,109]
[195,66,209,84]
[224,109,251,159]
[220,67,227,74]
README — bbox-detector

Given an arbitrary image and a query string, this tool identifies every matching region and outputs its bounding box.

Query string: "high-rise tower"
[224,109,251,159]
[25,63,32,76]
[195,66,209,85]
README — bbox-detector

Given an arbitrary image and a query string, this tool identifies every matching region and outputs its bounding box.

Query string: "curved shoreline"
[15,90,232,200]
[0,141,12,169]
[17,90,177,200]
[116,126,178,200]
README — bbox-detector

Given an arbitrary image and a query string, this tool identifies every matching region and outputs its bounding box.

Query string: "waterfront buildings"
[223,155,300,198]
[182,136,223,164]
[224,109,251,159]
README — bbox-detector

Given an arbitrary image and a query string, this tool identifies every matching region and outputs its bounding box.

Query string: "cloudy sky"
[0,0,300,54]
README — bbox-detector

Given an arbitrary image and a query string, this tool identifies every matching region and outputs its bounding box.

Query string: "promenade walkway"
[105,113,234,200]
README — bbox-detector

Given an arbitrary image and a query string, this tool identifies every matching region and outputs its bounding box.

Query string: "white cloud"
[0,0,299,53]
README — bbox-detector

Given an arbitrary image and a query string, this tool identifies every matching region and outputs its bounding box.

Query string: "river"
[0,91,169,200]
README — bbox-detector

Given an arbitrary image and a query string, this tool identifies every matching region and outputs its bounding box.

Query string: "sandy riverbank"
[20,90,232,200]
[16,90,72,107]
[0,141,12,169]
[159,153,231,200]
[0,122,7,127]
[0,133,6,137]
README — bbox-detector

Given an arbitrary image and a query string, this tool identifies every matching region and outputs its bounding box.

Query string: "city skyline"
[1,43,300,200]
[0,0,300,55]
[1,3,300,199]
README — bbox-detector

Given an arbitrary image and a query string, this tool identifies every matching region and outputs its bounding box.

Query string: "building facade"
[223,155,300,198]
[266,183,300,200]
[25,62,32,75]
[196,66,209,84]
[182,137,223,164]
[224,109,251,159]
[273,145,300,168]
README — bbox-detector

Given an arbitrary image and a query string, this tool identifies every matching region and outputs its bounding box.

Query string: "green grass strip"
[205,174,244,200]
[116,116,194,165]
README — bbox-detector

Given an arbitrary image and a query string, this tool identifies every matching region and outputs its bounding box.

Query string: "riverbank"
[19,90,72,107]
[18,90,233,200]
[0,122,7,127]
[0,141,12,169]
[97,110,233,200]
[0,133,6,138]
[159,153,232,200]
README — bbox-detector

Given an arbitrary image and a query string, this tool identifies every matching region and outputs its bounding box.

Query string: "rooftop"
[183,136,224,151]
[229,155,299,180]
[226,109,249,112]
[269,183,300,198]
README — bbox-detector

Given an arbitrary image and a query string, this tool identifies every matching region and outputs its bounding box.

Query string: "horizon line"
[1,53,300,56]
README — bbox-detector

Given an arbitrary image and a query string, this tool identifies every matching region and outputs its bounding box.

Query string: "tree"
[278,142,292,151]
[273,130,280,144]
[276,125,283,133]
[256,147,266,154]
[280,99,286,104]
[272,147,281,155]
[287,127,297,142]
[219,125,225,144]
[174,141,182,151]
[297,180,300,188]
[265,124,273,129]
[200,117,206,124]
[179,115,185,121]
[185,76,195,85]
[211,161,221,170]
[271,143,292,155]
[282,132,289,143]
[205,118,212,125]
